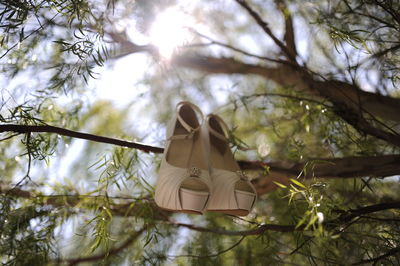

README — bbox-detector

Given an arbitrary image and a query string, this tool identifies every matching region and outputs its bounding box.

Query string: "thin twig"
[241,92,332,108]
[289,237,313,255]
[10,133,36,189]
[168,236,246,258]
[64,226,147,265]
[166,221,301,235]
[229,215,262,226]
[0,133,21,142]
[335,201,400,223]
[352,247,400,265]
[191,30,288,64]
[0,13,58,59]
[358,215,400,223]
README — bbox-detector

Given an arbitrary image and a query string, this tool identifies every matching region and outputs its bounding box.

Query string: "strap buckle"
[188,167,202,178]
[236,170,248,181]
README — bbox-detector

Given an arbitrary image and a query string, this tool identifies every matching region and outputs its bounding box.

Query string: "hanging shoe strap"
[169,101,204,140]
[206,114,230,142]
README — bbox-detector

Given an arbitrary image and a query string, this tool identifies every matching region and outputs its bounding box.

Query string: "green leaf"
[273,181,287,188]
[89,237,102,253]
[104,207,113,219]
[305,215,318,230]
[290,178,306,189]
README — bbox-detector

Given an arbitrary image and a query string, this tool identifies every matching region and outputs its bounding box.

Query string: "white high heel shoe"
[205,114,257,216]
[155,101,211,214]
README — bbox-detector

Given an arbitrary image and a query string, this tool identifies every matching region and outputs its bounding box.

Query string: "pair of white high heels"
[155,101,257,216]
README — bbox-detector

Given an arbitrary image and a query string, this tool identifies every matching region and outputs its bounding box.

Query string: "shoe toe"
[180,188,209,212]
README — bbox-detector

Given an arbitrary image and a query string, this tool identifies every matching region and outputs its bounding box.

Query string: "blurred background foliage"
[1,0,400,265]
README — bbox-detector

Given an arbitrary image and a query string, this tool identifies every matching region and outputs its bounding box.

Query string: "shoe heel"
[235,190,255,211]
[180,188,209,212]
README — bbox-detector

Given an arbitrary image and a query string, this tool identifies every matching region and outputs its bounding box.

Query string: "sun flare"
[149,7,195,58]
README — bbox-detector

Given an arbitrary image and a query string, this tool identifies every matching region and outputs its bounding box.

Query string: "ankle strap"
[169,101,204,140]
[206,114,230,142]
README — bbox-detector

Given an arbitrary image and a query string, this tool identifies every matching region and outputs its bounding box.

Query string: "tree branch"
[0,185,169,220]
[241,92,332,108]
[242,155,400,177]
[168,221,300,235]
[168,236,246,258]
[331,103,400,147]
[179,54,400,119]
[244,155,400,195]
[334,201,400,223]
[0,124,164,153]
[235,0,297,62]
[352,247,400,265]
[172,55,305,88]
[275,0,297,59]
